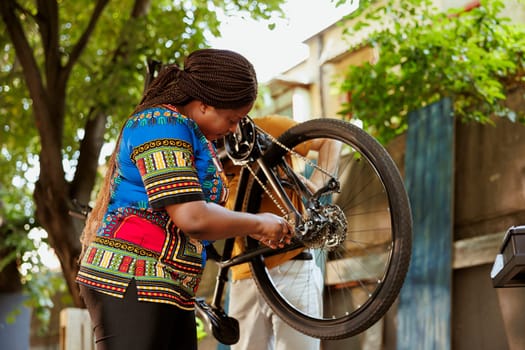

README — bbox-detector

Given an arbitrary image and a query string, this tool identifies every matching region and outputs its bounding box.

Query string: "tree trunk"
[0,0,154,309]
[0,248,23,293]
[34,179,84,307]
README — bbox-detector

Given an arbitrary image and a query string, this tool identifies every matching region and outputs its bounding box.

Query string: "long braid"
[133,66,190,113]
[79,137,120,258]
[79,48,258,256]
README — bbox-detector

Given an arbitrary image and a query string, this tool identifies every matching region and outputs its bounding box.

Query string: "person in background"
[76,49,293,350]
[223,114,341,350]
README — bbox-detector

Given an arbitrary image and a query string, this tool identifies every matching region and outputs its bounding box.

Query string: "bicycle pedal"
[195,297,239,345]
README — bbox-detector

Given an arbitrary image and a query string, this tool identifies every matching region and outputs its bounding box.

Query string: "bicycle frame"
[201,114,348,327]
[73,113,412,342]
[206,231,304,310]
[206,119,309,310]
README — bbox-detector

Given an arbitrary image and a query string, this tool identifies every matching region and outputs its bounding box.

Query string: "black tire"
[239,118,412,339]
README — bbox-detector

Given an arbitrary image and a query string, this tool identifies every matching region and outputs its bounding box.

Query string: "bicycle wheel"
[239,118,412,339]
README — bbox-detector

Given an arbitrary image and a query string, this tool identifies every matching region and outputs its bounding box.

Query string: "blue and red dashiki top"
[76,105,229,310]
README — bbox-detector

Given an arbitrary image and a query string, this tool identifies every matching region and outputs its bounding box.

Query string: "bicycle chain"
[241,126,337,219]
[256,125,334,179]
[243,164,288,217]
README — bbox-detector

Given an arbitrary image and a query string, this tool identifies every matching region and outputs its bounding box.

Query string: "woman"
[76,49,292,350]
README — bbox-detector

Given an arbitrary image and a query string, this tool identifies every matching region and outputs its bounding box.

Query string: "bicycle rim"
[241,118,412,339]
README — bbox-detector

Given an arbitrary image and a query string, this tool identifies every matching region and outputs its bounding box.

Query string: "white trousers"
[228,259,323,350]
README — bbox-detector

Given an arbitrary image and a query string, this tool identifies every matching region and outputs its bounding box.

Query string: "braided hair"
[135,48,258,113]
[80,49,258,254]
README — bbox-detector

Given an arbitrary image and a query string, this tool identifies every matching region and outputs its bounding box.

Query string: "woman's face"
[194,103,253,141]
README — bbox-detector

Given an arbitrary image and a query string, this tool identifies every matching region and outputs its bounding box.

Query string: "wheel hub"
[299,204,347,250]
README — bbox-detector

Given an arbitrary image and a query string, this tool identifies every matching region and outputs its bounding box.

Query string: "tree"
[337,0,525,143]
[0,0,285,312]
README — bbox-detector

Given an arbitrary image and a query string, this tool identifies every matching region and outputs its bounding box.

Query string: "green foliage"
[1,0,286,174]
[0,201,66,330]
[0,0,285,330]
[337,0,525,143]
[196,316,208,340]
[0,188,69,331]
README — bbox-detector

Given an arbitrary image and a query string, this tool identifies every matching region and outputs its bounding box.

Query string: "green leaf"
[337,0,525,144]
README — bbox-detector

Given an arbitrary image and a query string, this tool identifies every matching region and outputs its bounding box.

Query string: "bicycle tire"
[240,118,412,339]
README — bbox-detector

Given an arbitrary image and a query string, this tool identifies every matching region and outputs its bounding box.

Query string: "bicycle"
[194,115,413,344]
[70,59,413,344]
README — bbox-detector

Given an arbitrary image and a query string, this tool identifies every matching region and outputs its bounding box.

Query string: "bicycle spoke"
[239,118,412,339]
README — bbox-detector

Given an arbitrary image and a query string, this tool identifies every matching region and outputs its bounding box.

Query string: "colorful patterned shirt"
[76,105,228,310]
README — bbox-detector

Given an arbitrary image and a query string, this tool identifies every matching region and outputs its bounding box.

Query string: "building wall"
[258,1,525,349]
[258,0,525,122]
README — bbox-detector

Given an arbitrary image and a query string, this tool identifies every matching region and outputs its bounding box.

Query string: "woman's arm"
[165,201,292,249]
[303,138,343,191]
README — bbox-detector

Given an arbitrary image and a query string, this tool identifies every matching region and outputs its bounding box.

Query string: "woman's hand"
[166,201,294,244]
[249,213,294,249]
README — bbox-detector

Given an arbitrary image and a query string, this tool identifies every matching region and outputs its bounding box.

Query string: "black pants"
[79,279,197,350]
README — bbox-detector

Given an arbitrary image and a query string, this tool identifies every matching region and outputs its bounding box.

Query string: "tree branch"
[132,0,152,17]
[0,0,47,117]
[72,0,153,202]
[36,0,60,91]
[71,110,107,204]
[63,0,110,79]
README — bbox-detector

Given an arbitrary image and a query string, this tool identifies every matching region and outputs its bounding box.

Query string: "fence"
[59,308,95,350]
